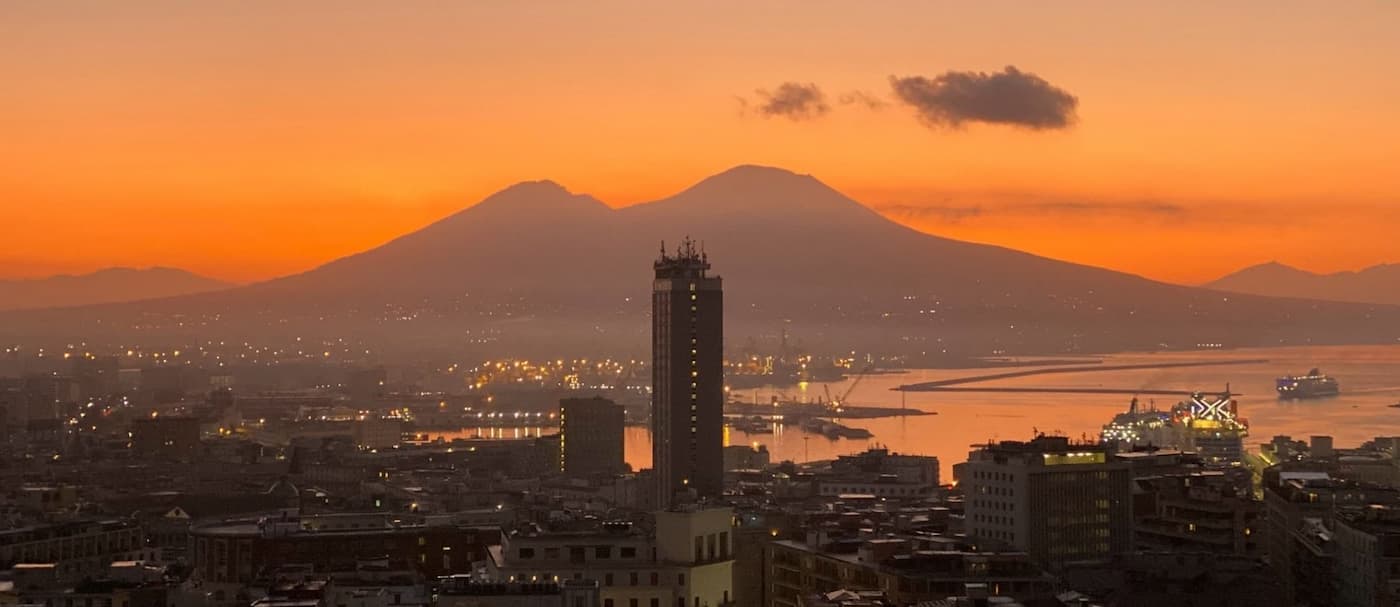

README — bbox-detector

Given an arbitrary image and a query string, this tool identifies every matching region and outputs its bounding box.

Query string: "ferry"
[1276,369,1340,399]
[1100,391,1249,466]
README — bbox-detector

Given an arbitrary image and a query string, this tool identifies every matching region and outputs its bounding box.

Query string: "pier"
[893,358,1268,394]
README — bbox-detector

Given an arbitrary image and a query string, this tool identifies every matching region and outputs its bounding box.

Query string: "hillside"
[4,166,1399,356]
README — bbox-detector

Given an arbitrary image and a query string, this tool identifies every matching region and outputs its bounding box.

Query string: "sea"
[625,344,1400,479]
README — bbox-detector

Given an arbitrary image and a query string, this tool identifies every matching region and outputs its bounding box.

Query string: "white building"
[488,507,734,607]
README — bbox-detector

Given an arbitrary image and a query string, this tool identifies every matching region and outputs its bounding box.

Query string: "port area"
[892,358,1269,394]
[724,400,933,420]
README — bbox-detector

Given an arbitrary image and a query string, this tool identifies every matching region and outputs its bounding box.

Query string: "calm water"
[426,345,1400,480]
[629,345,1400,479]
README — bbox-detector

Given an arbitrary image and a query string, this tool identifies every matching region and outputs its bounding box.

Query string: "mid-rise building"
[0,519,152,582]
[651,239,724,508]
[1115,450,1259,555]
[1262,467,1400,605]
[438,579,601,607]
[560,397,627,476]
[764,536,1054,607]
[488,507,735,607]
[1334,507,1400,607]
[188,513,499,584]
[957,435,1132,568]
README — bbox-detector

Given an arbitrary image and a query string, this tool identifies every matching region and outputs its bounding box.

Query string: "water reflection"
[435,346,1400,480]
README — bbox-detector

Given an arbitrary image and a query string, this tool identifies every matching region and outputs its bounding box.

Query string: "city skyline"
[4,2,1400,284]
[6,5,1400,607]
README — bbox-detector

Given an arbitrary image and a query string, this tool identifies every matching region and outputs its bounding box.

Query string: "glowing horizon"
[4,2,1398,285]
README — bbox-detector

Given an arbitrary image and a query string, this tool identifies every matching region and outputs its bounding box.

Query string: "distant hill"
[4,166,1400,356]
[0,267,231,311]
[1204,262,1400,305]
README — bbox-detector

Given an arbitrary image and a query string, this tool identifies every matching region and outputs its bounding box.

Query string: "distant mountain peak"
[646,164,879,222]
[0,267,230,311]
[1205,260,1400,305]
[453,179,610,222]
[689,164,818,191]
[1233,261,1312,276]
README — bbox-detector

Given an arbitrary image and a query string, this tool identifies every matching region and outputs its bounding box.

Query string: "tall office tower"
[957,435,1133,568]
[559,396,626,476]
[652,238,724,508]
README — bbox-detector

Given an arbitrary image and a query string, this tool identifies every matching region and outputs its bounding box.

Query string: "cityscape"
[4,4,1400,607]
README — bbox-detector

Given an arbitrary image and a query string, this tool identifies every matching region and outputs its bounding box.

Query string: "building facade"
[488,507,735,607]
[764,537,1054,607]
[0,519,152,582]
[130,416,201,461]
[957,436,1132,568]
[560,397,627,476]
[188,513,498,584]
[651,239,723,508]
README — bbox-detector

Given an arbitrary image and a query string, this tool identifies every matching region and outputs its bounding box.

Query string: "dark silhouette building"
[129,416,201,461]
[559,396,626,476]
[651,238,724,507]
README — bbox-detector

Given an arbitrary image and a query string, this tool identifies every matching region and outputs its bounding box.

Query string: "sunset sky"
[4,2,1398,285]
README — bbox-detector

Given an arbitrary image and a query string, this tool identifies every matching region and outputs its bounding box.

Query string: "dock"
[893,358,1268,394]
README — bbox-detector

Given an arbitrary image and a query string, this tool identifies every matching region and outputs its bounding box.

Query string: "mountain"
[1205,262,1400,305]
[0,267,232,312]
[4,165,1400,356]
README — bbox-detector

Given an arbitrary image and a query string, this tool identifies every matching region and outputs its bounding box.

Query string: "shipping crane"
[824,364,873,412]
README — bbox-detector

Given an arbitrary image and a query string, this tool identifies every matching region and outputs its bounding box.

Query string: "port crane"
[822,364,873,412]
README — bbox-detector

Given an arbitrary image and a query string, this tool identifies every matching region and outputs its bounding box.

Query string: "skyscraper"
[652,238,723,508]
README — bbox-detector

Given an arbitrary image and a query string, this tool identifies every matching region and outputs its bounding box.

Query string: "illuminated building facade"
[958,435,1132,568]
[651,239,724,507]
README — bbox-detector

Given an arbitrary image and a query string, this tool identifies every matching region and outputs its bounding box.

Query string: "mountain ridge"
[3,165,1399,356]
[1204,261,1400,305]
[0,267,232,312]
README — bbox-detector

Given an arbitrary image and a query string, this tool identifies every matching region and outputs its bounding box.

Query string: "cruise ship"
[1100,391,1249,466]
[1099,397,1173,449]
[1276,368,1340,399]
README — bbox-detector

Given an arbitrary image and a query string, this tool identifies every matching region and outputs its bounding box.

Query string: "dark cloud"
[889,66,1079,129]
[754,82,830,121]
[838,90,888,110]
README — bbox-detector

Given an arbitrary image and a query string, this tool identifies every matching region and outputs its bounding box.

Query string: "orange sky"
[3,2,1398,285]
